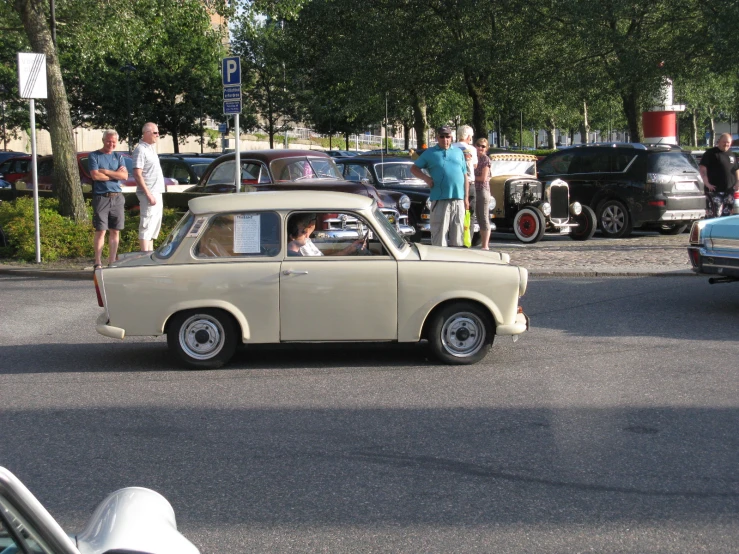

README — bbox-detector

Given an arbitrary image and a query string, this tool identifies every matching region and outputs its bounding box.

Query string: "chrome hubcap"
[441,312,486,358]
[179,314,225,360]
[601,205,625,233]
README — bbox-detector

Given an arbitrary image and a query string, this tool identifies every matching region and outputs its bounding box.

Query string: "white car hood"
[414,243,510,264]
[76,487,199,554]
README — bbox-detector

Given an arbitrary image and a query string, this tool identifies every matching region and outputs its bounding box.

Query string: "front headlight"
[488,195,496,212]
[569,202,582,216]
[399,194,411,211]
[539,202,551,217]
[426,198,432,209]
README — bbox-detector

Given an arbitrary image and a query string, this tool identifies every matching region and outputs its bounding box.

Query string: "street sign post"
[17,53,47,264]
[222,56,241,186]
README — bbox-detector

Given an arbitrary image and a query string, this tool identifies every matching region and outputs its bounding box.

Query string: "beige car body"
[488,153,539,220]
[95,191,528,366]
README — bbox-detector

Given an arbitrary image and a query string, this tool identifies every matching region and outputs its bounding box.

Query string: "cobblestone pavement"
[0,230,696,279]
[485,230,694,276]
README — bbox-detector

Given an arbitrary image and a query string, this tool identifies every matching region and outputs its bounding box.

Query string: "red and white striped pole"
[642,77,685,145]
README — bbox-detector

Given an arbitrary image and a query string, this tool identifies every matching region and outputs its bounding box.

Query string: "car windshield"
[191,163,211,178]
[371,204,406,249]
[155,211,196,259]
[270,157,343,181]
[648,151,699,174]
[489,160,536,177]
[374,162,426,184]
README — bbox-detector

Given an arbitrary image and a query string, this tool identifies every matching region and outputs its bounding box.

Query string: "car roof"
[188,190,374,215]
[213,149,331,163]
[489,153,538,162]
[567,142,684,152]
[338,156,412,163]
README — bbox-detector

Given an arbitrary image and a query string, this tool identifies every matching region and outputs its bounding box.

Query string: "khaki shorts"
[137,192,163,240]
[430,199,465,247]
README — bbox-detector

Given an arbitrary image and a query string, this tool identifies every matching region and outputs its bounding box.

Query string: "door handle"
[282,269,309,275]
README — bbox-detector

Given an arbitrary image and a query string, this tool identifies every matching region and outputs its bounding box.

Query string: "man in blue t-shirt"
[411,125,469,246]
[88,130,128,269]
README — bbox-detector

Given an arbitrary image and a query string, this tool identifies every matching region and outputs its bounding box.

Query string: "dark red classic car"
[188,149,414,236]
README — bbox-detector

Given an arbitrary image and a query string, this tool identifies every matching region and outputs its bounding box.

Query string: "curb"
[0,265,698,280]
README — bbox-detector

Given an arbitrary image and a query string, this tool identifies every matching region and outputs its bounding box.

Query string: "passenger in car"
[287,213,366,256]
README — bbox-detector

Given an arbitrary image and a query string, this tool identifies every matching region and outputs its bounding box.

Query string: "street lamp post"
[120,64,136,152]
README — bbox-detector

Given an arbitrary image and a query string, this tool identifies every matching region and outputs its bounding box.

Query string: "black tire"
[513,206,546,243]
[570,205,597,241]
[598,199,632,238]
[167,309,238,369]
[428,302,494,364]
[658,223,688,235]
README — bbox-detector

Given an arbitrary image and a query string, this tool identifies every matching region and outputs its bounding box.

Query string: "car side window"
[344,164,372,182]
[241,161,270,184]
[0,160,11,174]
[171,163,191,184]
[286,212,388,257]
[194,211,281,258]
[206,160,236,186]
[538,152,574,176]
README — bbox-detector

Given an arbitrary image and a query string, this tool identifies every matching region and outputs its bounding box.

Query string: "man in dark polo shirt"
[89,130,128,269]
[699,133,739,218]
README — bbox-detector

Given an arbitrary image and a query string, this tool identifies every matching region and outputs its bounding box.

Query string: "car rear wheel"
[167,309,238,370]
[598,199,632,238]
[428,302,494,364]
[658,223,688,235]
[513,207,546,243]
[569,205,597,241]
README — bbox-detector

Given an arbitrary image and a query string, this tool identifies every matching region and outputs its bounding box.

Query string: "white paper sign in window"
[233,214,261,253]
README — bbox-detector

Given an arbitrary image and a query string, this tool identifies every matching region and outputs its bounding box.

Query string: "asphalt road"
[0,275,737,553]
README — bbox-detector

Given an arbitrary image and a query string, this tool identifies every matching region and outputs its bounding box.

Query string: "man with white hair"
[453,125,478,238]
[132,122,165,251]
[89,130,127,269]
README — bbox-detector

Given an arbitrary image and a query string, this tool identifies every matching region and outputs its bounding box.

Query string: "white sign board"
[17,53,47,99]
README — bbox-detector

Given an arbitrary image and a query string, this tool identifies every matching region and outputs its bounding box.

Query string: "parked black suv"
[538,143,705,237]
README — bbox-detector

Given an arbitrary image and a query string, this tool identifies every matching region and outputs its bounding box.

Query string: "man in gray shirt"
[132,122,165,251]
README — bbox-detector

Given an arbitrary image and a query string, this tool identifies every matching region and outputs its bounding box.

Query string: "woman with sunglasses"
[473,139,492,250]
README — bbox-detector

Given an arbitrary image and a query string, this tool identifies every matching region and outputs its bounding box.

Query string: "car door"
[279,211,398,341]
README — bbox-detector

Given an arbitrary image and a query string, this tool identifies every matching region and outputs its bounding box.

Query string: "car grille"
[549,182,569,219]
[379,207,408,228]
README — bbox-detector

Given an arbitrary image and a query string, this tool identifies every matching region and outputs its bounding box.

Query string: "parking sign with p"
[222,56,241,86]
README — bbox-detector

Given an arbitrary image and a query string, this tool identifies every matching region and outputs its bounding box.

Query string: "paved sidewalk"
[0,231,696,279]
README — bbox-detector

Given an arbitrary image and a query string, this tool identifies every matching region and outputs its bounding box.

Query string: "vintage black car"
[488,153,596,243]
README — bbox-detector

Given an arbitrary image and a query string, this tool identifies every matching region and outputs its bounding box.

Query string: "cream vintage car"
[94,191,529,369]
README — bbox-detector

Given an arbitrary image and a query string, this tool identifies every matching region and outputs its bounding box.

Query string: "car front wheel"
[428,302,494,364]
[570,205,597,241]
[167,309,238,369]
[598,199,632,238]
[513,206,546,243]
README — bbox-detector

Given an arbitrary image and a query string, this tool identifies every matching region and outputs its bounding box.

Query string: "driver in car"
[287,213,367,256]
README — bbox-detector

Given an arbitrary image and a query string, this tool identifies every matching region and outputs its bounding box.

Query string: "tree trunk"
[411,92,428,149]
[14,0,87,223]
[691,109,698,147]
[707,108,715,146]
[545,117,556,149]
[172,130,179,153]
[463,69,487,141]
[403,122,410,150]
[579,101,590,144]
[620,88,643,143]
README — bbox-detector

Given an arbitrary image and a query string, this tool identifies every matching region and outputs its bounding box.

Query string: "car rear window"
[195,211,281,258]
[647,151,699,174]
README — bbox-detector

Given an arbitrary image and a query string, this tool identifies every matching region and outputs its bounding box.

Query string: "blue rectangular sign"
[222,57,241,86]
[223,100,242,115]
[223,87,241,101]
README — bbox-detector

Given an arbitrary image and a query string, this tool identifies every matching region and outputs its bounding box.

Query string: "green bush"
[0,197,181,262]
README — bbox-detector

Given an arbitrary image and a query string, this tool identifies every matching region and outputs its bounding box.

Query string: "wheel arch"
[419,296,499,341]
[162,301,249,341]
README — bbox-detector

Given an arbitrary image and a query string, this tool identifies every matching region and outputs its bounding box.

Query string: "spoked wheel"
[598,199,632,238]
[513,207,546,243]
[428,302,494,364]
[167,309,238,369]
[570,205,597,241]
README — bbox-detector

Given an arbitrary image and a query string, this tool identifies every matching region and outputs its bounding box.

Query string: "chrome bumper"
[96,312,125,340]
[660,209,704,221]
